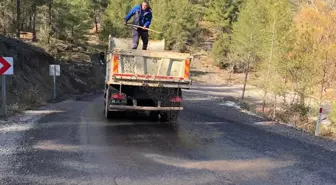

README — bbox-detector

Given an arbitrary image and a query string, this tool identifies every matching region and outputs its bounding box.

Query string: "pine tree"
[255,0,294,114]
[100,0,132,39]
[89,0,109,33]
[165,0,200,51]
[205,0,242,67]
[205,0,242,34]
[0,0,16,36]
[230,0,265,100]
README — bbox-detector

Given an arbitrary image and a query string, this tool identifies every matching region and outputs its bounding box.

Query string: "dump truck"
[103,35,193,122]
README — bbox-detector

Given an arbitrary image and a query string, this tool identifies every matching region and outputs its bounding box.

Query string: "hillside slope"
[0,35,105,114]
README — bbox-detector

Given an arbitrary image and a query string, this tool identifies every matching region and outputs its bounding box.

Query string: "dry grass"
[190,56,246,85]
[8,85,44,113]
[320,126,336,139]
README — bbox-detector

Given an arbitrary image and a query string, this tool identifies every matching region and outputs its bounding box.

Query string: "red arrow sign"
[0,57,11,75]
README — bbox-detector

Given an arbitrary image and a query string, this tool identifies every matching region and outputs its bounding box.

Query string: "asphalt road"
[0,86,336,185]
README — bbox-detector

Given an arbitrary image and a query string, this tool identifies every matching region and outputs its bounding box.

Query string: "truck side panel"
[119,55,184,77]
[105,49,192,88]
[105,56,111,84]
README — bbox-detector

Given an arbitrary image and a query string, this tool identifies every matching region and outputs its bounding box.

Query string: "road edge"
[0,90,104,128]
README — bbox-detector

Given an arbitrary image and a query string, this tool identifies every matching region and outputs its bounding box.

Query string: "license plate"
[111,99,126,104]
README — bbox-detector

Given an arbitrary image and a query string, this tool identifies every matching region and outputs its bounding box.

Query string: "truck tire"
[160,111,179,122]
[104,86,113,119]
[104,102,113,119]
[149,111,159,121]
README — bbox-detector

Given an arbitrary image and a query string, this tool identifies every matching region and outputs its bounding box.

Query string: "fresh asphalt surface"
[1,86,336,185]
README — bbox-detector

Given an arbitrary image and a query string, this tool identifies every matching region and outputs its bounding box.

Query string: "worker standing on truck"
[124,0,152,50]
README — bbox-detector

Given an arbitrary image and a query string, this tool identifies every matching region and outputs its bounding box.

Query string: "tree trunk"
[94,10,99,33]
[242,33,254,100]
[319,53,328,105]
[299,92,305,105]
[71,25,74,38]
[16,0,20,38]
[262,90,267,113]
[3,26,6,35]
[1,10,6,35]
[263,18,277,115]
[32,2,37,42]
[48,1,53,44]
[273,94,277,119]
[20,7,24,31]
[29,10,32,31]
[227,64,234,85]
[242,54,251,100]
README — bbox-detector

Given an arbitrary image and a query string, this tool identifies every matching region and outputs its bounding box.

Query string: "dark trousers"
[132,29,149,50]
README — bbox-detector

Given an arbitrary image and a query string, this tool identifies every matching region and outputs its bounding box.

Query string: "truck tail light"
[111,93,126,100]
[113,54,119,73]
[170,96,182,103]
[184,59,190,79]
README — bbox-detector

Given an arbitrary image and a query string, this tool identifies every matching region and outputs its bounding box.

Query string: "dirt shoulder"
[190,55,264,105]
[191,55,245,85]
[190,55,336,141]
[0,35,105,117]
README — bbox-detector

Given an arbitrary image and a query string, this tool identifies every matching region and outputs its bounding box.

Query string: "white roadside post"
[315,107,323,136]
[0,57,14,117]
[315,87,327,136]
[49,65,60,100]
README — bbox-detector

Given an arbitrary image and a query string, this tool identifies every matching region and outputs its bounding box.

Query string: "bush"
[277,102,314,132]
[9,85,43,113]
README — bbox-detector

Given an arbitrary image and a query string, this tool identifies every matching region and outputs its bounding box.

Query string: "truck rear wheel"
[104,86,113,119]
[160,111,179,122]
[104,100,113,119]
[149,111,159,121]
[104,106,113,119]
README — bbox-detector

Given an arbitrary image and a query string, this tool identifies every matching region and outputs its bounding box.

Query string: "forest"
[0,0,336,134]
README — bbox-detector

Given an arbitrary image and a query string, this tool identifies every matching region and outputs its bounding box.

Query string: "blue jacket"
[125,5,152,28]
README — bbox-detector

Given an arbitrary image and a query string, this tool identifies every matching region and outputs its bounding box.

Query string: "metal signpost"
[0,57,14,117]
[49,65,60,100]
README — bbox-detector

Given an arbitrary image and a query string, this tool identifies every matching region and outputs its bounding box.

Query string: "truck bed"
[106,49,192,89]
